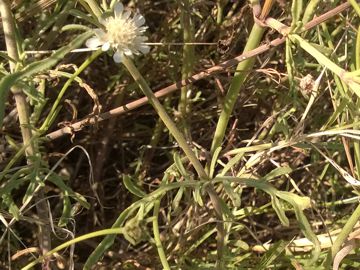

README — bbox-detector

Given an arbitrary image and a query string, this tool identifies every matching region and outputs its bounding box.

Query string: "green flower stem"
[325,203,360,267]
[210,24,265,154]
[208,3,273,265]
[210,0,274,155]
[179,0,195,138]
[216,0,227,25]
[0,0,33,157]
[122,56,208,180]
[22,228,123,270]
[153,199,171,270]
[40,49,102,132]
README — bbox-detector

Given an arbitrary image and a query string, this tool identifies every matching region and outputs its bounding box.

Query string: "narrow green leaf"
[276,191,311,211]
[193,186,204,207]
[22,180,37,205]
[0,173,28,197]
[209,146,221,178]
[2,194,19,220]
[263,166,293,182]
[255,240,288,270]
[276,191,320,263]
[58,192,71,227]
[173,151,189,178]
[286,40,296,94]
[123,174,146,198]
[271,196,289,226]
[223,181,241,207]
[172,186,184,211]
[291,0,303,30]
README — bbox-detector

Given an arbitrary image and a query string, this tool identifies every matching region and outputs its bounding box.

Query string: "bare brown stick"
[46,1,351,141]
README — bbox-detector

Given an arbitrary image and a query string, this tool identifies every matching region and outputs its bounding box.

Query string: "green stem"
[22,228,123,270]
[179,0,195,138]
[210,24,265,155]
[0,0,51,264]
[209,0,274,156]
[325,204,360,267]
[122,56,208,180]
[40,49,102,132]
[216,0,227,25]
[153,199,171,270]
[0,0,34,156]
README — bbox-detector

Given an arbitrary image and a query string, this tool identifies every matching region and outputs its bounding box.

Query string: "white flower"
[86,1,150,63]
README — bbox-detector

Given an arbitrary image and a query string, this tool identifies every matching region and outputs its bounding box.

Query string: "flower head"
[86,1,150,63]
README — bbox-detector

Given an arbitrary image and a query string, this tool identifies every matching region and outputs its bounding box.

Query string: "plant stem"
[122,57,208,180]
[22,228,123,270]
[216,0,227,25]
[0,0,51,265]
[325,204,360,267]
[210,24,264,154]
[179,0,195,138]
[153,199,171,270]
[210,0,274,155]
[0,0,33,156]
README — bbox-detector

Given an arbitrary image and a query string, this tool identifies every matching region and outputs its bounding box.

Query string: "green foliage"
[2,1,360,270]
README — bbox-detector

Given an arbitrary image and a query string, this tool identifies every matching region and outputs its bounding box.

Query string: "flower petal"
[138,45,150,54]
[134,36,148,43]
[134,14,145,26]
[138,26,148,33]
[102,42,111,51]
[94,29,107,39]
[86,37,103,49]
[113,50,123,63]
[122,10,131,21]
[123,48,133,56]
[114,2,124,17]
